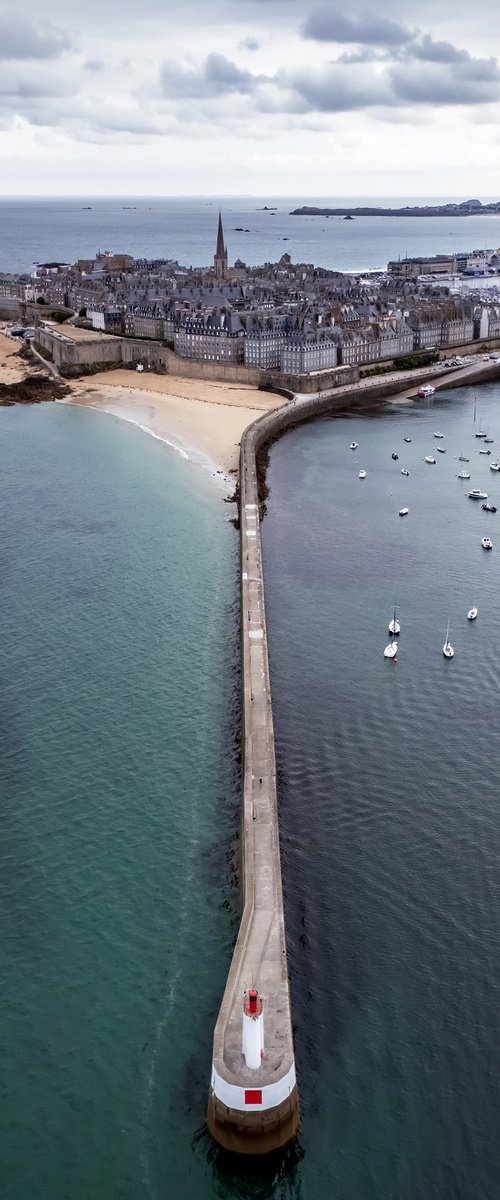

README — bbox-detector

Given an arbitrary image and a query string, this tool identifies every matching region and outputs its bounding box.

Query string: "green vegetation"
[397,352,438,369]
[32,341,53,362]
[49,310,72,324]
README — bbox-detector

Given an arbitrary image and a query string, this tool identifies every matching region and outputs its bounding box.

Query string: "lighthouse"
[242,989,264,1069]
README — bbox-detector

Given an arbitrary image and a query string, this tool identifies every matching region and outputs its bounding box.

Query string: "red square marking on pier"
[244,1089,262,1105]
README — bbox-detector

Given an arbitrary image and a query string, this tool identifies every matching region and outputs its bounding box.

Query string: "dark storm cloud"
[302,9,415,47]
[0,14,72,59]
[160,53,261,99]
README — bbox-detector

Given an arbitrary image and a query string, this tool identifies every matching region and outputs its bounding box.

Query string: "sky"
[1,0,499,197]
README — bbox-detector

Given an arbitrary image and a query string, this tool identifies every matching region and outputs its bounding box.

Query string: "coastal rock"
[0,376,70,405]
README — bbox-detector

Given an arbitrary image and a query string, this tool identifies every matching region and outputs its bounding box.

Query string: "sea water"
[3,383,500,1199]
[0,403,241,1200]
[262,381,500,1200]
[2,196,500,274]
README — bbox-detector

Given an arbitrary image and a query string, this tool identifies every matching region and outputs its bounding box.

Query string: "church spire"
[214,210,228,279]
[216,210,226,257]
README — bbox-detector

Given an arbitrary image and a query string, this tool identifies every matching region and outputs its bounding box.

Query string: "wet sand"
[63,371,283,478]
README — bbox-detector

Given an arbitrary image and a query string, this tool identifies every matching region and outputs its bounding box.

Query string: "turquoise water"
[0,404,241,1199]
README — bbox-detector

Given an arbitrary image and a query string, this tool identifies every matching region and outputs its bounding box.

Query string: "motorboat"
[490,461,500,472]
[468,489,488,499]
[417,384,435,398]
[458,470,471,479]
[399,508,409,516]
[437,447,446,454]
[391,452,399,460]
[443,619,454,659]
[484,437,494,444]
[433,431,444,438]
[401,468,410,476]
[384,640,398,658]
[482,503,497,512]
[479,449,491,455]
[425,455,436,464]
[350,441,358,450]
[404,437,412,443]
[389,606,400,636]
[467,607,478,621]
[481,537,493,550]
[359,469,366,479]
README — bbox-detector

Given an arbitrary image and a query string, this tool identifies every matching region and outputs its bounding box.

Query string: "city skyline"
[1,0,499,196]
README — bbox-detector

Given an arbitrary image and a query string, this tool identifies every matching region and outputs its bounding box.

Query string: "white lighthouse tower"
[242,989,264,1069]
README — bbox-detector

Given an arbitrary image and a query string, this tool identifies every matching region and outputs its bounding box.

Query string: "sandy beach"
[63,370,283,478]
[0,330,26,384]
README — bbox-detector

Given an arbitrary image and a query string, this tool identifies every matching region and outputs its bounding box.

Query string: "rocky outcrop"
[0,376,70,406]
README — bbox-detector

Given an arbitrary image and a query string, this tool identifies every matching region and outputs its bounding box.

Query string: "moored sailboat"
[443,619,454,658]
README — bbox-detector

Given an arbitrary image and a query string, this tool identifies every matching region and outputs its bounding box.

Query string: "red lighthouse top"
[244,989,263,1017]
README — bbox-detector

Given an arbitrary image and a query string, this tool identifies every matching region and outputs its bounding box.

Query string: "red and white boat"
[417,384,435,398]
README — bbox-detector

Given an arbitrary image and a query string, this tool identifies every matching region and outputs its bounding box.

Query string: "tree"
[36,296,46,305]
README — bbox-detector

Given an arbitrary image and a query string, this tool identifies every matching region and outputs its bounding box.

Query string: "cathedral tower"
[214,210,228,279]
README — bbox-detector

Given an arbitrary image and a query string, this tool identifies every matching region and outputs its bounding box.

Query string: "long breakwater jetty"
[207,411,300,1155]
[207,353,500,1155]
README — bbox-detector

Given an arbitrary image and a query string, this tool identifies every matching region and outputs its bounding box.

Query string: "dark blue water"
[2,196,500,274]
[262,382,500,1200]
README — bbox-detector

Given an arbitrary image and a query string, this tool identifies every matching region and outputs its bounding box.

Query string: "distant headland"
[290,200,500,218]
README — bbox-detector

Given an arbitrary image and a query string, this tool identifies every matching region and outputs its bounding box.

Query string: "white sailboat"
[388,605,400,636]
[384,639,398,658]
[467,607,478,621]
[443,619,454,658]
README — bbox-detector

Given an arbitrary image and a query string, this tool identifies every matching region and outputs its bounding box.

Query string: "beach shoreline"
[59,370,284,487]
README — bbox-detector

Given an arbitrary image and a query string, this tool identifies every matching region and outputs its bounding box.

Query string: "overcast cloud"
[0,0,499,196]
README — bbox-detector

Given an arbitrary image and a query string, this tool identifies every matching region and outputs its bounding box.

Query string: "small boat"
[391,452,399,460]
[433,431,444,438]
[475,428,487,438]
[437,447,446,454]
[425,455,436,464]
[481,537,493,550]
[457,470,471,479]
[389,605,400,636]
[417,384,435,398]
[479,448,491,455]
[484,437,494,444]
[350,441,358,450]
[399,507,409,516]
[401,468,410,476]
[443,619,454,659]
[404,437,412,443]
[459,452,469,462]
[482,503,497,513]
[359,469,366,479]
[468,489,488,500]
[384,640,398,658]
[490,461,500,472]
[467,607,478,621]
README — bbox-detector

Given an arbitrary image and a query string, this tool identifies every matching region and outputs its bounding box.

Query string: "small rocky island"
[290,199,500,218]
